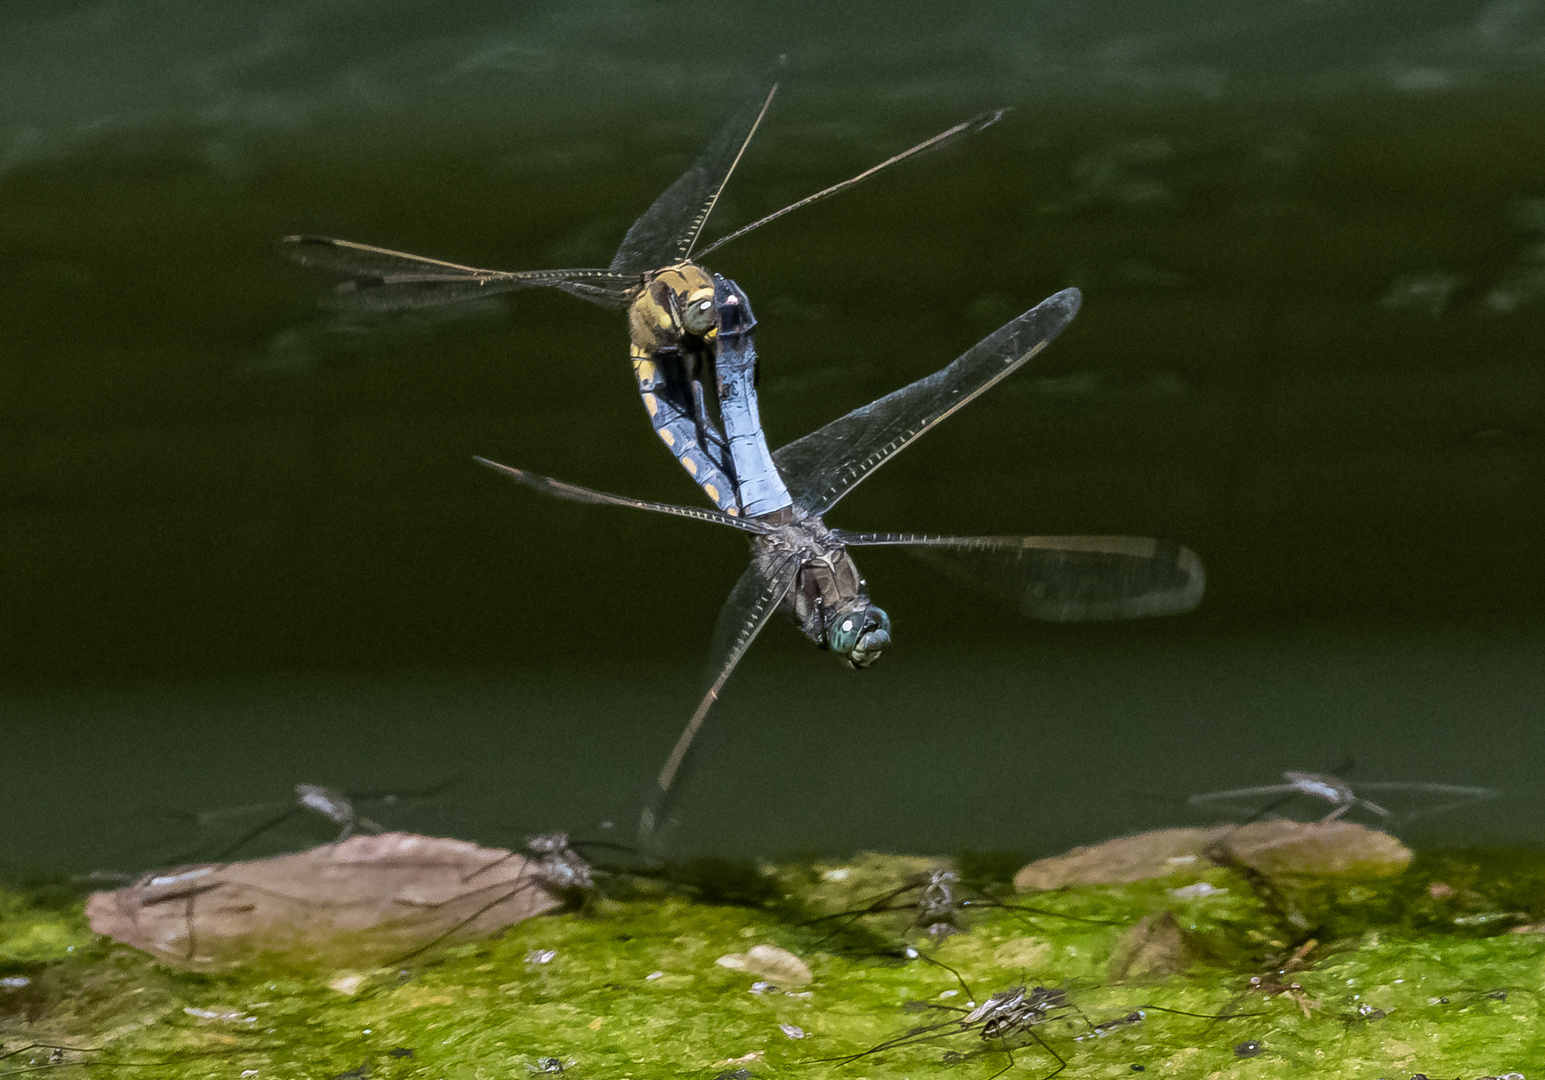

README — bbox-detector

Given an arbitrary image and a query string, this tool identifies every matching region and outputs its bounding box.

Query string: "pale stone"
[1016,821,1412,891]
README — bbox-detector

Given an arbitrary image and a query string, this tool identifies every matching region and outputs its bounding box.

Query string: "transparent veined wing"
[832,531,1204,621]
[609,59,783,275]
[473,457,771,535]
[639,555,799,847]
[281,236,637,312]
[773,289,1081,516]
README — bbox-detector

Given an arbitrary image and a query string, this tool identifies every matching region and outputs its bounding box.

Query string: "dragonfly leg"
[632,349,740,515]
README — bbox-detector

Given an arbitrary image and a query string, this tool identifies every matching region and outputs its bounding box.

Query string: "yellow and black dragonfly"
[281,62,1005,517]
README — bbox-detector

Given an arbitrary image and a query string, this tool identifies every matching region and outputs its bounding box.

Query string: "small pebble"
[645,971,664,981]
[526,949,557,965]
[0,977,32,989]
[183,1006,256,1024]
[1168,882,1228,900]
[779,1023,805,1040]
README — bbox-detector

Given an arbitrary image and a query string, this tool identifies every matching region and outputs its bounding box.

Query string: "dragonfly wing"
[474,457,770,534]
[609,59,783,274]
[773,289,1081,515]
[832,532,1205,621]
[639,555,799,847]
[281,236,635,311]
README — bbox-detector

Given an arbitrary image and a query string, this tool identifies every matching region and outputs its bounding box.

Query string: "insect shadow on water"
[282,58,1011,515]
[819,975,1257,1080]
[801,867,1122,953]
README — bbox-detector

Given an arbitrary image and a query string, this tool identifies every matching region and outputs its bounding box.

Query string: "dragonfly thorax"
[626,262,718,355]
[754,512,892,670]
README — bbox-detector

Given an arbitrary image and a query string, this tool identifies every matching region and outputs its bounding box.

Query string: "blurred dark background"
[2,1,1543,870]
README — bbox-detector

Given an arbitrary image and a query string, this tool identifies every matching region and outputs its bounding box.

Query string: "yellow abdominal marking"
[633,358,656,382]
[726,506,738,516]
[659,428,675,447]
[704,483,720,502]
[681,456,699,477]
[642,392,658,417]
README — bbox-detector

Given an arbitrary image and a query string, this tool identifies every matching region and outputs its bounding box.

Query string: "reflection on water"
[3,1,1544,866]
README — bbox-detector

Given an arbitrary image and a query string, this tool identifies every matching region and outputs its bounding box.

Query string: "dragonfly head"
[825,601,891,669]
[631,264,719,351]
[680,290,717,336]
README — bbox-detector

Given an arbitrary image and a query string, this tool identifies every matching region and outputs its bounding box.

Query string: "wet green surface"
[5,849,1545,1079]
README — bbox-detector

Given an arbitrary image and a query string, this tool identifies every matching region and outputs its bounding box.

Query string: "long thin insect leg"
[911,949,976,1002]
[391,864,540,965]
[183,895,198,965]
[0,1045,104,1063]
[983,1038,1016,1080]
[1026,1029,1068,1080]
[1138,1003,1266,1021]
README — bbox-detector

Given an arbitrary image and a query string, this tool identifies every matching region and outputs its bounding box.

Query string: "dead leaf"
[86,832,562,971]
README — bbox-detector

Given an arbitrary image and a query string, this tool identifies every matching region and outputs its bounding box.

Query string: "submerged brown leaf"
[1106,911,1212,980]
[86,832,562,971]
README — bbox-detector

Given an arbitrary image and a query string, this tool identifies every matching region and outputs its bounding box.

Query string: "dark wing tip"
[471,455,519,478]
[1174,544,1207,613]
[277,234,342,265]
[1048,286,1082,321]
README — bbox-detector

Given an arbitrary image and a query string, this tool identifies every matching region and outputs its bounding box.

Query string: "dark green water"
[3,2,1544,869]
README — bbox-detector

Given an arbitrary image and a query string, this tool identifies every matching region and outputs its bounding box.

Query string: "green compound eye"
[682,297,716,336]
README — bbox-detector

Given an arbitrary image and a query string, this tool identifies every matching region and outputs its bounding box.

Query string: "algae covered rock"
[85,832,562,971]
[1016,821,1412,890]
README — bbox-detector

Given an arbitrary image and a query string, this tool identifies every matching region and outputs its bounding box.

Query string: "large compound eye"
[681,296,716,336]
[829,604,892,670]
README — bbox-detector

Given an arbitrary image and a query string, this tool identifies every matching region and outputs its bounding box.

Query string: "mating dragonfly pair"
[284,64,1205,843]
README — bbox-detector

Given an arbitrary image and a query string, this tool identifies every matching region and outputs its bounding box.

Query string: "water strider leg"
[632,345,741,515]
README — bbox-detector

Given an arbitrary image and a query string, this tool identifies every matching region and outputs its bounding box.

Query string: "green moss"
[4,849,1545,1079]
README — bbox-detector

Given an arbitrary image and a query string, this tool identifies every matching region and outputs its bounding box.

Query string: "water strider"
[151,778,455,863]
[478,279,1206,843]
[1187,770,1499,825]
[282,61,1006,514]
[805,867,1119,949]
[827,981,1249,1080]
